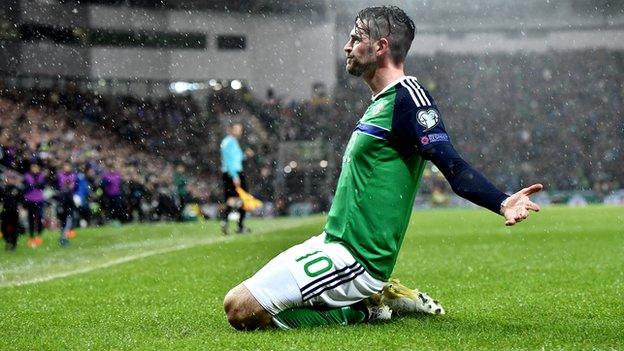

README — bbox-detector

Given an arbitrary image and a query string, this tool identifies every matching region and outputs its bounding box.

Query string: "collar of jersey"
[372,75,413,101]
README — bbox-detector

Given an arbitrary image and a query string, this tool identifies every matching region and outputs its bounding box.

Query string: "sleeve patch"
[416,109,440,131]
[420,133,449,146]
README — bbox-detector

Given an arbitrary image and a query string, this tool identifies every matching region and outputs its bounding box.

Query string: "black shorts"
[222,172,247,201]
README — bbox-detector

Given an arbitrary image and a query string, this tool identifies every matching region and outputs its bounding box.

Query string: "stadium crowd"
[0,88,217,249]
[1,48,622,249]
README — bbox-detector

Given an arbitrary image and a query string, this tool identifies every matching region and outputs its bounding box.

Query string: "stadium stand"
[0,86,217,227]
[1,47,622,231]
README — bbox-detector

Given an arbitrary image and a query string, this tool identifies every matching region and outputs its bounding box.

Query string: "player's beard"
[346,49,376,77]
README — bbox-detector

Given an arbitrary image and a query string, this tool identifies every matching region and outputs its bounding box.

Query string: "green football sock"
[272,305,367,329]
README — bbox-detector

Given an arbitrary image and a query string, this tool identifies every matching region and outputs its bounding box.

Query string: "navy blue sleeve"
[391,88,508,214]
[421,143,509,214]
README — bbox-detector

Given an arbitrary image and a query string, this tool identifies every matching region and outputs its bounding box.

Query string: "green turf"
[1,206,622,350]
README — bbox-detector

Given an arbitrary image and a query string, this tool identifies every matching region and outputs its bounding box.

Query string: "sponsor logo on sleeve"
[420,133,449,146]
[416,108,440,131]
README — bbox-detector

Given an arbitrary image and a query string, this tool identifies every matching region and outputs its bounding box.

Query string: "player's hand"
[500,183,543,226]
[233,177,241,188]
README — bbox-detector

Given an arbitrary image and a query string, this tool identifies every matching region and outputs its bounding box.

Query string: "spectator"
[23,162,46,248]
[55,161,76,246]
[1,171,24,251]
[173,163,189,221]
[74,164,91,227]
[101,163,124,223]
[126,170,148,222]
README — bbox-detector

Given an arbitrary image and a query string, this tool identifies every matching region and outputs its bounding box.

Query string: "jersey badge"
[417,109,439,131]
[372,102,385,116]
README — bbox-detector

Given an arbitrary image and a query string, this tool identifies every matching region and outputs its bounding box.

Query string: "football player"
[224,6,542,330]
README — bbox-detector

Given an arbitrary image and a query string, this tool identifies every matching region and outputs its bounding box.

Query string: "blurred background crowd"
[1,47,623,246]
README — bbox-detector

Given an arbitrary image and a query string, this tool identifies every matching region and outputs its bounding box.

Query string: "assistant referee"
[220,122,250,234]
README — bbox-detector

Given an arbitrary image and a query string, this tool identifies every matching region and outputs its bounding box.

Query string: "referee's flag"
[235,187,263,211]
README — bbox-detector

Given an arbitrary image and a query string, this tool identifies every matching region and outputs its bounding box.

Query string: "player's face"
[343,24,376,77]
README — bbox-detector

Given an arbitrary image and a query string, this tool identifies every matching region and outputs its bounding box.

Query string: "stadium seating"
[1,48,621,226]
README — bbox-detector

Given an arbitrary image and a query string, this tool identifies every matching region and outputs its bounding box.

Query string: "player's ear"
[376,38,390,57]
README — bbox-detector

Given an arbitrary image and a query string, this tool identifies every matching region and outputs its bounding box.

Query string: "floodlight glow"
[170,81,191,93]
[231,80,242,90]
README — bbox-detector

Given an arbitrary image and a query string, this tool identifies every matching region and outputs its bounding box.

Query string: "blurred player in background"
[23,162,46,248]
[74,164,91,227]
[173,163,189,222]
[101,162,124,224]
[223,6,542,330]
[219,122,253,235]
[55,161,76,246]
[126,169,147,223]
[1,172,24,251]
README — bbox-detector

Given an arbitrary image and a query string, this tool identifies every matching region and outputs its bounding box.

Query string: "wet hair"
[355,6,416,64]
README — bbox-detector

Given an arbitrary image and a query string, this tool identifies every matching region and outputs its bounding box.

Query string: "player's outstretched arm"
[500,184,543,226]
[423,143,542,226]
[389,92,543,226]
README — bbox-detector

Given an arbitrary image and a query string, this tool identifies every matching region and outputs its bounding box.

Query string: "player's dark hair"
[355,6,416,64]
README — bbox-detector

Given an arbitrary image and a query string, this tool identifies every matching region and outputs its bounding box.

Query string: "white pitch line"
[1,218,322,288]
[1,236,229,288]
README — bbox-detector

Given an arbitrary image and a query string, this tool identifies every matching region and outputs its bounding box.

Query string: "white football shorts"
[243,232,385,315]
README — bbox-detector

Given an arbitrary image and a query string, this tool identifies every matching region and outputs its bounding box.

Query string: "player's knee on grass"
[223,284,272,331]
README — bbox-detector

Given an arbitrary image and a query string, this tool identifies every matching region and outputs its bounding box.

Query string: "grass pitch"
[1,206,622,350]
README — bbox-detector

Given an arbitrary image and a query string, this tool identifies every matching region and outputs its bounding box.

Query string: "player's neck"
[364,66,405,96]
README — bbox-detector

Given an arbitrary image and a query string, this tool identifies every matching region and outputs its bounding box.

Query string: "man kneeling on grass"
[223,5,542,330]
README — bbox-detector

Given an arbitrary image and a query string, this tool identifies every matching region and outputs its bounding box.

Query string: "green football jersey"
[324,76,450,280]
